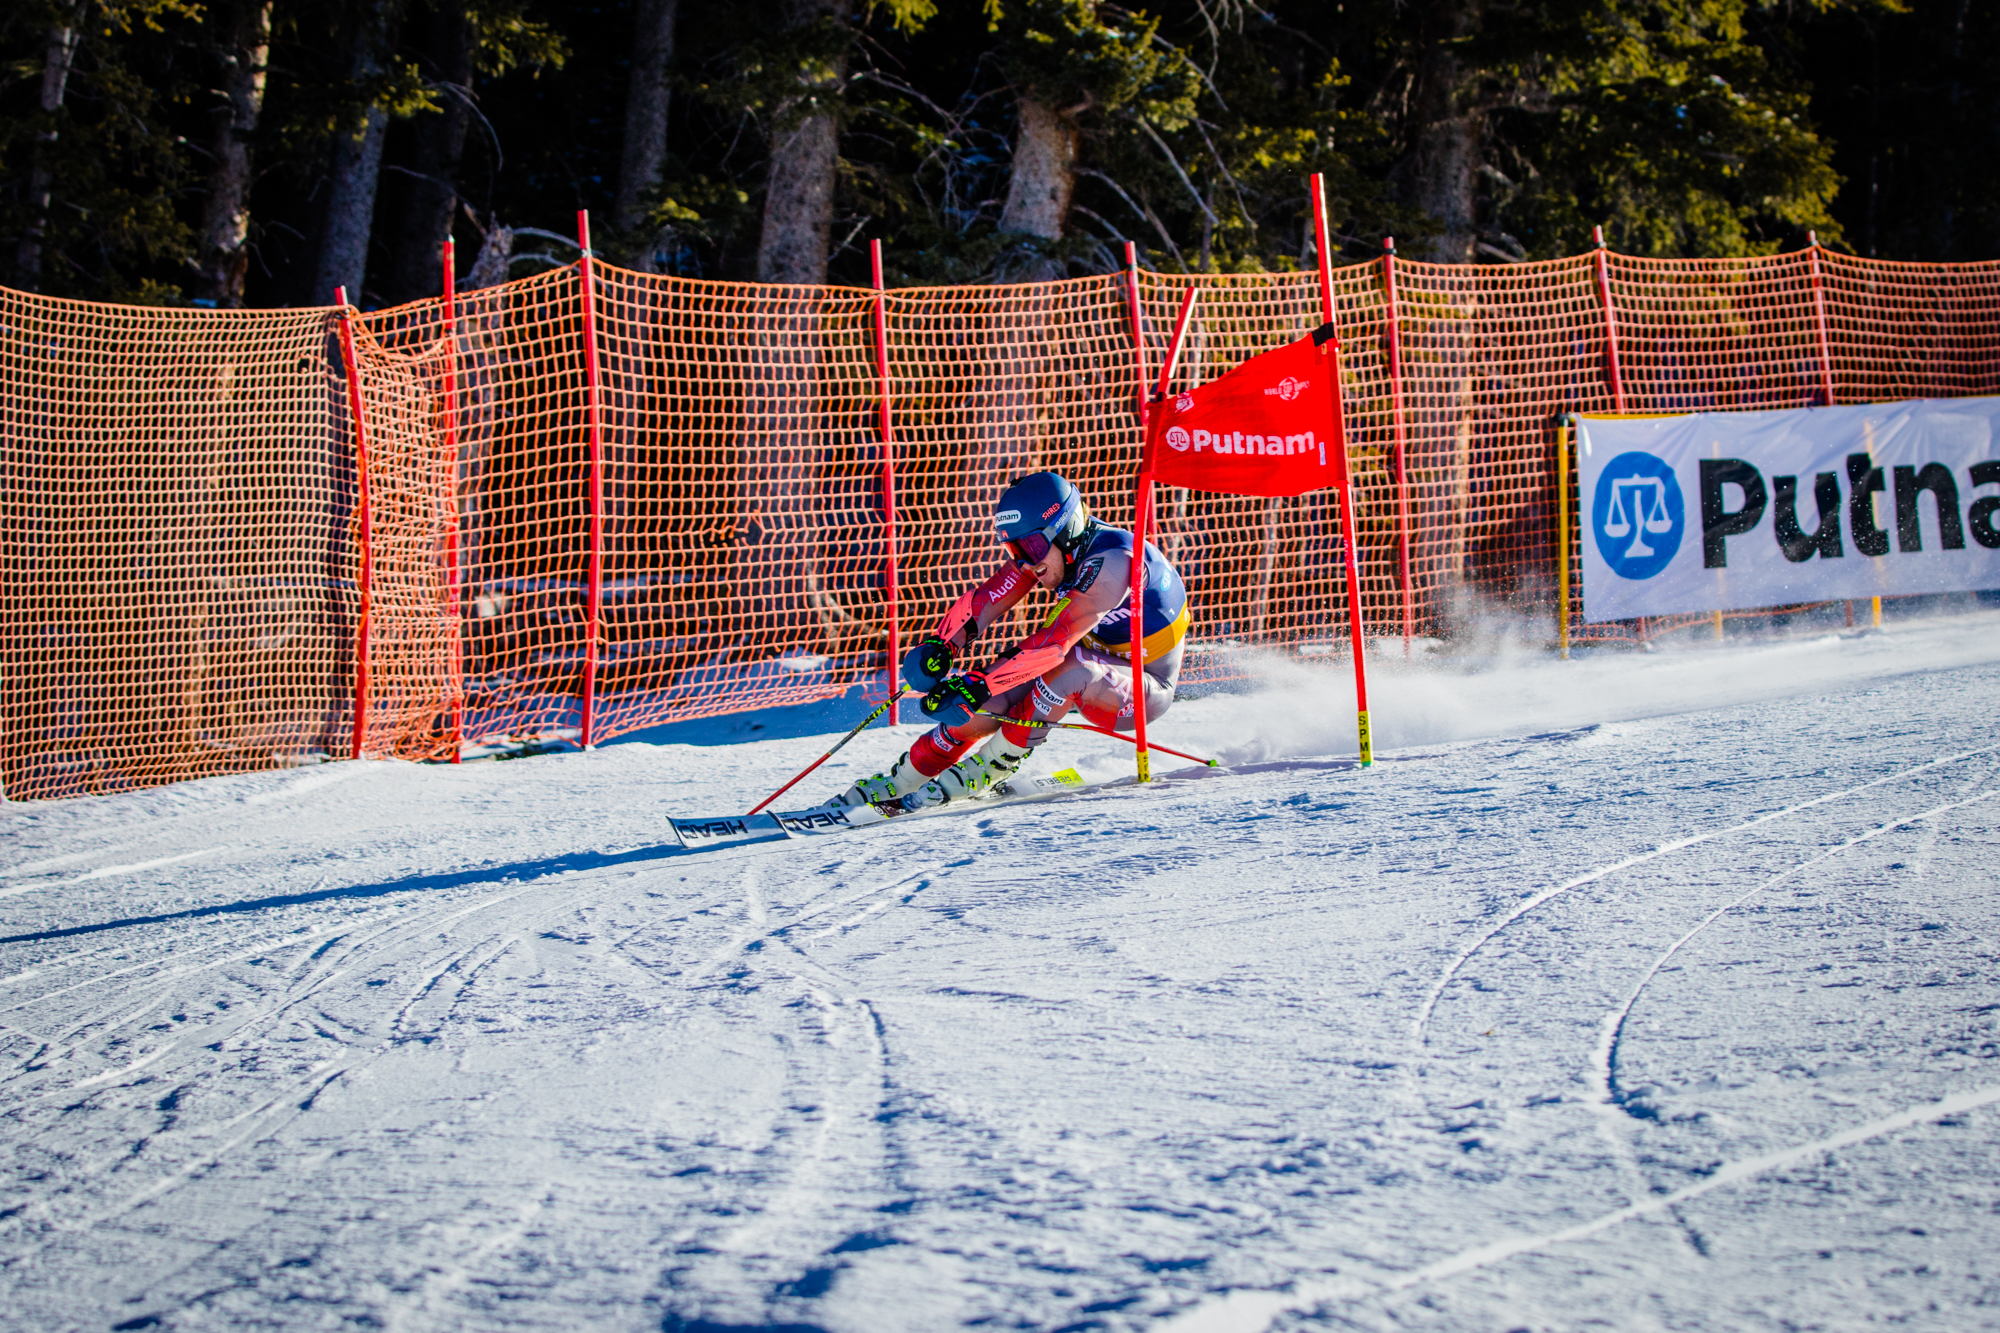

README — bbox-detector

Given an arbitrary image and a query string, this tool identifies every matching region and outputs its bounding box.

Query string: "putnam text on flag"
[1146,330,1341,498]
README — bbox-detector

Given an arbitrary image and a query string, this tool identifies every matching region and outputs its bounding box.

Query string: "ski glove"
[920,672,991,726]
[901,635,956,693]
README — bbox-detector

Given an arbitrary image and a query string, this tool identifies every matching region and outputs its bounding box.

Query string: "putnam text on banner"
[1146,332,1341,499]
[1577,399,2000,621]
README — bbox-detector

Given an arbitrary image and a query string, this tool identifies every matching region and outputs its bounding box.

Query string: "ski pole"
[747,688,906,816]
[1050,720,1218,768]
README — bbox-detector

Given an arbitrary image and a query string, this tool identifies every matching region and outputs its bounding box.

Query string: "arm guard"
[977,548,1133,692]
[980,599,1098,692]
[936,563,1032,649]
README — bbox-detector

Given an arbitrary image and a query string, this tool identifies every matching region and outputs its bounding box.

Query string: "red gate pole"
[1380,237,1413,659]
[1132,286,1199,783]
[1123,243,1154,774]
[870,239,901,726]
[1124,241,1149,425]
[441,237,463,762]
[1592,225,1628,413]
[1808,231,1836,407]
[1129,465,1155,782]
[335,287,373,761]
[1314,175,1372,767]
[577,209,606,749]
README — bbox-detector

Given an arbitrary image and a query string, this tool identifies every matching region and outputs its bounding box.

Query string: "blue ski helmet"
[994,472,1089,567]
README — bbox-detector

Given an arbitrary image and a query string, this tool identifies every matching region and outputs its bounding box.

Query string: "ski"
[669,768,1094,852]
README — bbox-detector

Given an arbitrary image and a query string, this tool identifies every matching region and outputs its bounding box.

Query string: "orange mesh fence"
[5,246,1998,800]
[353,268,591,759]
[1,292,354,800]
[341,300,461,763]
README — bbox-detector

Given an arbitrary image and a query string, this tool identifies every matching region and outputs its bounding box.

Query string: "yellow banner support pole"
[1556,416,1572,660]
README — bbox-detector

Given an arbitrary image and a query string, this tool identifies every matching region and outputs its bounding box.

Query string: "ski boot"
[898,734,1033,812]
[825,750,929,810]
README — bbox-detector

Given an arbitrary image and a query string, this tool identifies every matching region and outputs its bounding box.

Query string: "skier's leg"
[896,683,1036,808]
[1039,642,1181,733]
[829,710,1006,808]
[906,648,1136,809]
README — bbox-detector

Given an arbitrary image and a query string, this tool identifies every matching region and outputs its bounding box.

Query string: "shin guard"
[910,724,978,777]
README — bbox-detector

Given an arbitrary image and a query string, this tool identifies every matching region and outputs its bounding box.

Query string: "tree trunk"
[1934,0,1970,256]
[616,0,680,262]
[387,1,474,305]
[314,0,395,306]
[464,221,514,289]
[756,0,843,285]
[1392,0,1483,264]
[16,15,81,291]
[194,0,272,307]
[1000,95,1077,240]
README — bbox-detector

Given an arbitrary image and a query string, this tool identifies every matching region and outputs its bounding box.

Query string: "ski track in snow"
[1408,738,2000,1051]
[1,612,1998,1331]
[1163,1080,2000,1333]
[1591,772,2000,1116]
[0,877,588,1255]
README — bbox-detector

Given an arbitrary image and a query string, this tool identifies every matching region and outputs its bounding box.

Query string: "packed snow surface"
[3,615,1999,1332]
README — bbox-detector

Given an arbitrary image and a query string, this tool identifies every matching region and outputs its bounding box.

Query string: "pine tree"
[3,0,198,299]
[193,0,271,307]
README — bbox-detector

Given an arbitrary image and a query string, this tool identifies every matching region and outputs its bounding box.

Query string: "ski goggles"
[1001,531,1055,567]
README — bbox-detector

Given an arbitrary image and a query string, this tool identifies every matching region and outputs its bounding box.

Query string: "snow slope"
[2,613,1998,1332]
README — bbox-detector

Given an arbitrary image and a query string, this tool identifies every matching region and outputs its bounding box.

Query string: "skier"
[827,470,1188,813]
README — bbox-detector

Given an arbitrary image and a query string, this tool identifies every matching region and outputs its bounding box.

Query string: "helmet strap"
[1055,514,1095,559]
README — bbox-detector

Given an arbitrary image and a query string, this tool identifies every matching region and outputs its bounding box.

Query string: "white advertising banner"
[1577,398,2000,621]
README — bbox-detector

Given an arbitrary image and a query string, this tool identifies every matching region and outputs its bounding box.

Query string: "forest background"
[2,0,1995,310]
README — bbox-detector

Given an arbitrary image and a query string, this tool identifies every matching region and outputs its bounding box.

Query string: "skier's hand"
[901,635,955,693]
[920,672,990,726]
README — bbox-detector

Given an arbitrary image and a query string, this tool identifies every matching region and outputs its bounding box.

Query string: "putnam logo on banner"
[1578,398,2000,621]
[1147,333,1339,498]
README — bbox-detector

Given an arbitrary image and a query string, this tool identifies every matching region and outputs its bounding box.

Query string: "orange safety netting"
[1,294,354,800]
[4,247,1998,800]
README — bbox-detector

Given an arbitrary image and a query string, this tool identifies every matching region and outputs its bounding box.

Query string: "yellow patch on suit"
[1083,602,1188,664]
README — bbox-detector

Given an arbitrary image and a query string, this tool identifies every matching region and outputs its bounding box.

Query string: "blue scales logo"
[1592,451,1685,580]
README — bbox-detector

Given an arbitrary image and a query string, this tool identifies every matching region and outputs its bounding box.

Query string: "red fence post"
[1381,238,1413,658]
[1592,226,1628,413]
[1808,232,1836,407]
[1592,225,1636,641]
[334,287,373,761]
[441,237,463,762]
[577,209,606,749]
[870,239,901,724]
[1314,176,1372,767]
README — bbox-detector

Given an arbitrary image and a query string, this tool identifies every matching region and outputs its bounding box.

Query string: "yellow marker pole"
[1872,596,1883,628]
[1712,609,1724,640]
[1555,417,1571,660]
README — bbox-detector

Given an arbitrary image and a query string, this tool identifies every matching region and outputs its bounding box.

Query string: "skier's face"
[1028,546,1066,590]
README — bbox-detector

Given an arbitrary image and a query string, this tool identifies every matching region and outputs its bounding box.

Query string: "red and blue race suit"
[934,521,1188,743]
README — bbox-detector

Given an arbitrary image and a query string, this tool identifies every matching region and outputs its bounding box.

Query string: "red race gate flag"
[1128,308,1370,777]
[1146,326,1346,497]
